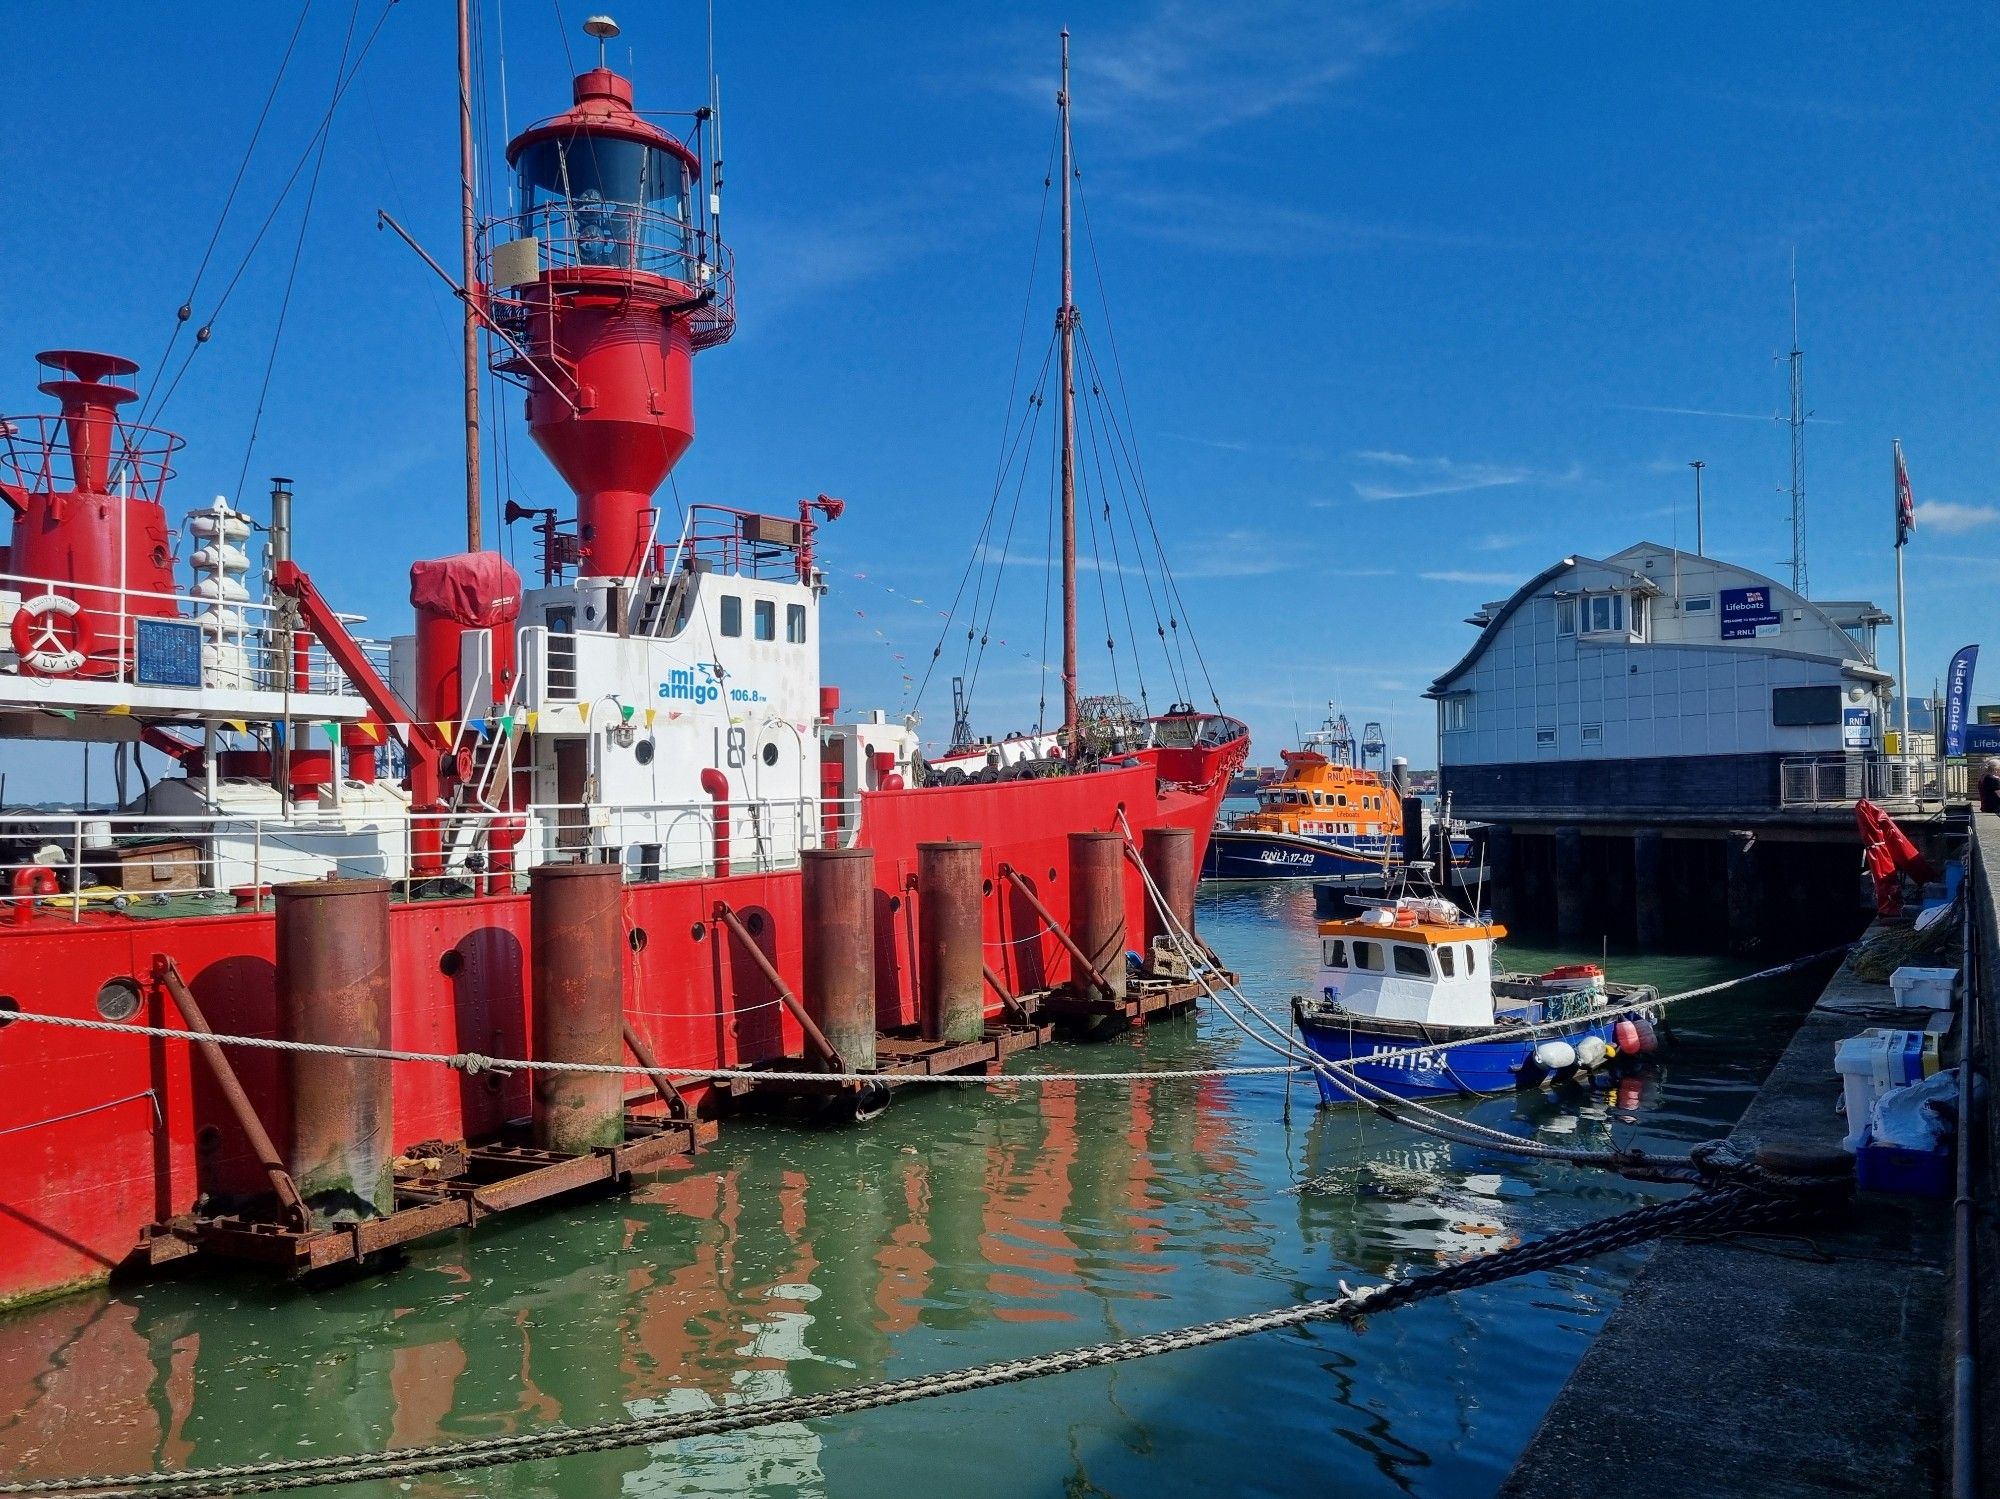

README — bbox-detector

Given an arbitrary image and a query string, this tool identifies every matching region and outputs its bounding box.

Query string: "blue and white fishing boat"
[1291,896,1662,1102]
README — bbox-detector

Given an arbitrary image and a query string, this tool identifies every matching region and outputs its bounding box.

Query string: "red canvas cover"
[408,551,522,627]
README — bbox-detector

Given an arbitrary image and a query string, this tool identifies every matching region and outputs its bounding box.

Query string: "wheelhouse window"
[786,603,808,644]
[1322,938,1349,968]
[754,599,776,641]
[1438,946,1456,977]
[1392,945,1433,978]
[719,595,742,637]
[1463,943,1477,974]
[1353,941,1384,972]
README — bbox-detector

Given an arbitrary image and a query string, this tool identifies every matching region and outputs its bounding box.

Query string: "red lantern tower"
[482,21,733,584]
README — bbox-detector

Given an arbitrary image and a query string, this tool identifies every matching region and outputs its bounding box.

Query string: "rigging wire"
[1073,386,1125,707]
[140,0,400,429]
[137,0,316,418]
[231,0,365,506]
[1077,365,1149,713]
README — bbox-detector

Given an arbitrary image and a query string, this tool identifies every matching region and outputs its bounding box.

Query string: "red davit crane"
[481,46,735,581]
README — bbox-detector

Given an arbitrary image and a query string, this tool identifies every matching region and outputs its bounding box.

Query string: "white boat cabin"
[1316,900,1508,1029]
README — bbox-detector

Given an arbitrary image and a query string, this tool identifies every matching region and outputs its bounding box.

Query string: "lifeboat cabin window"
[1392,945,1433,979]
[515,136,693,276]
[1438,946,1455,977]
[720,595,743,637]
[1353,941,1384,972]
[754,599,776,641]
[786,603,808,644]
[1322,938,1348,968]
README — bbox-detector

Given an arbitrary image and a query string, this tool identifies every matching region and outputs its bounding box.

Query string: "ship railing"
[0,568,390,698]
[0,413,184,505]
[482,207,734,350]
[1778,753,1956,808]
[0,796,864,922]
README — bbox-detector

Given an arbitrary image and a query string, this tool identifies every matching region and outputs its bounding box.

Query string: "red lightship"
[0,18,1246,1308]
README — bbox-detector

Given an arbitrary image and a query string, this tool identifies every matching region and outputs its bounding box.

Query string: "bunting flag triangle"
[360,721,382,742]
[468,717,488,739]
[223,718,248,733]
[435,720,454,743]
[643,707,656,728]
[321,722,340,745]
[578,701,592,723]
[620,703,636,722]
[52,708,76,722]
[105,702,132,716]
[499,714,515,736]
[525,710,539,733]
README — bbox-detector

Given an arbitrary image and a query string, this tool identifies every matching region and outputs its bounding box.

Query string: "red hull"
[0,761,1228,1308]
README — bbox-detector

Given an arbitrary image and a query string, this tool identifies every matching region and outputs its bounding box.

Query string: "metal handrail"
[0,413,185,502]
[0,797,864,919]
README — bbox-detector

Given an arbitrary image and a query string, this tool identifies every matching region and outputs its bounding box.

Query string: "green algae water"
[0,880,1828,1497]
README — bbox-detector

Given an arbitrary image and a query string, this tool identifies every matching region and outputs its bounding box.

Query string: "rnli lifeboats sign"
[1719,586,1781,640]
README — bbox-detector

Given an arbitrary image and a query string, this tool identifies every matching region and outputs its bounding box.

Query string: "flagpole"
[1893,437,1910,773]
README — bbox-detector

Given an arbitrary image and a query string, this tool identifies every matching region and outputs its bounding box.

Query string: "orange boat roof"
[1316,917,1507,946]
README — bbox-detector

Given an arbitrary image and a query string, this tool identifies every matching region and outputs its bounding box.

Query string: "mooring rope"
[0,1179,1841,1498]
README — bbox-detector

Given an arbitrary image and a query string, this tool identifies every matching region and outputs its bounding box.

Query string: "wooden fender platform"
[1037,971,1225,1031]
[701,1020,1054,1108]
[135,1112,712,1276]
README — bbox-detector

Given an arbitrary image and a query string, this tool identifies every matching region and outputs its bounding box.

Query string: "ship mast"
[456,0,483,551]
[1057,29,1079,744]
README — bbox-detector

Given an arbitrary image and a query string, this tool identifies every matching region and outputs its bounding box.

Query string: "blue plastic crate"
[1855,1137,1953,1199]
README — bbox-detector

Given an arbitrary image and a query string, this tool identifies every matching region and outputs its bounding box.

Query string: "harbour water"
[0,883,1823,1497]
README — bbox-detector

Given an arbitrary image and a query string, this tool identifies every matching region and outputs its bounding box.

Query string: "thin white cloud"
[1349,450,1575,502]
[1913,500,2000,535]
[1474,533,1522,551]
[1611,402,1836,426]
[1026,0,1444,154]
[1420,569,1518,585]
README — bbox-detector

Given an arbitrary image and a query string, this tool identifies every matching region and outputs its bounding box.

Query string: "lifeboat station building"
[1426,542,1914,951]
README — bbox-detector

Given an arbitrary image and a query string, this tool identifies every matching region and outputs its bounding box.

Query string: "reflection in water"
[0,891,1823,1498]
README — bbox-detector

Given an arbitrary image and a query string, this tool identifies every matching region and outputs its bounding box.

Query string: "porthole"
[1048,868,1059,884]
[628,927,648,953]
[196,1124,222,1156]
[96,979,142,1022]
[981,878,994,896]
[635,738,656,766]
[887,895,902,913]
[439,951,465,977]
[691,923,707,942]
[761,742,779,767]
[745,911,765,936]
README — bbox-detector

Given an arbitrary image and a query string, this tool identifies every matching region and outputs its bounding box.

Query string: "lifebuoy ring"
[10,594,94,675]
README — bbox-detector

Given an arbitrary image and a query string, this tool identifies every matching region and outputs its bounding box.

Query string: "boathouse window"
[1354,941,1384,972]
[1584,592,1625,635]
[1772,684,1842,727]
[754,599,776,641]
[1438,946,1456,977]
[1392,945,1433,978]
[1556,598,1577,636]
[1442,694,1470,732]
[1535,727,1557,747]
[719,595,743,636]
[1322,939,1348,968]
[1630,594,1650,640]
[1582,723,1603,745]
[786,603,808,644]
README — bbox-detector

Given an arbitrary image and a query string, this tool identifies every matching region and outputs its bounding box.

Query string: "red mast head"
[484,17,732,580]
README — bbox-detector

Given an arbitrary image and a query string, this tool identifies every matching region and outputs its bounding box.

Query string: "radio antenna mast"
[1785,253,1808,596]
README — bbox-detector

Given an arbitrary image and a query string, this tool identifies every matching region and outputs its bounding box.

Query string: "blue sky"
[2,1,1994,784]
